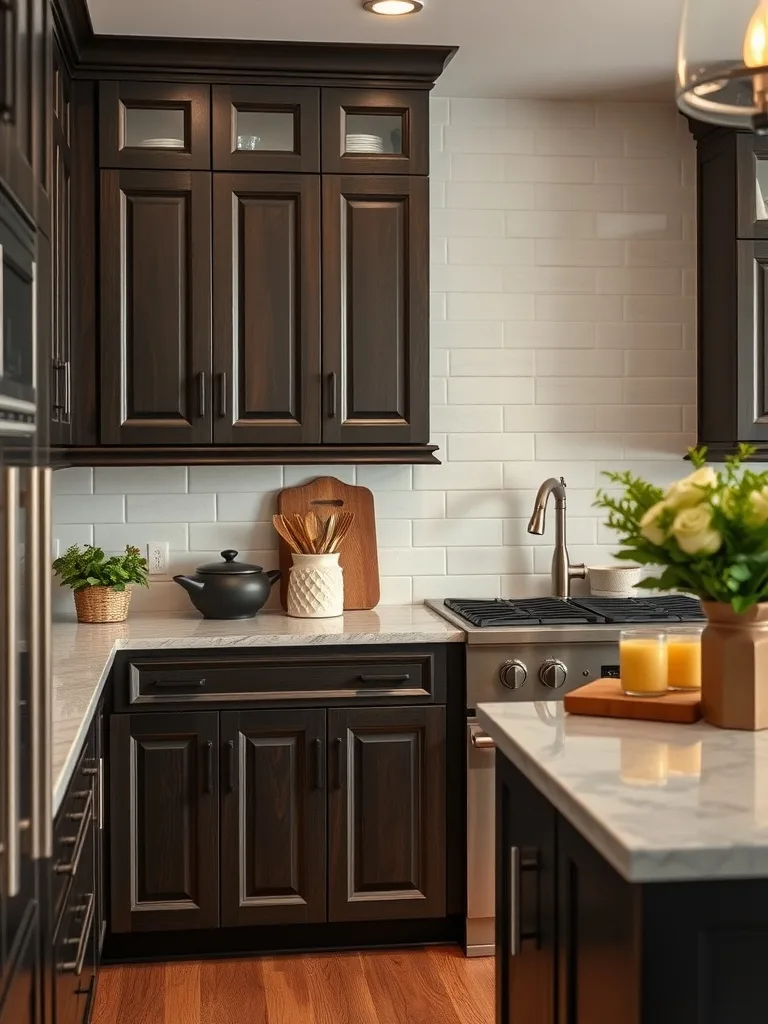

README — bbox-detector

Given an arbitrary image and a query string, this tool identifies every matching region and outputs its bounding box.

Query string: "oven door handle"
[470,725,495,750]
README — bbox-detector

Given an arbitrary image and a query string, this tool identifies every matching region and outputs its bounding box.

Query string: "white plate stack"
[345,133,384,154]
[140,138,184,149]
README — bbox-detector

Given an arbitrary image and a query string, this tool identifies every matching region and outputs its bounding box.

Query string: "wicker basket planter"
[73,586,132,624]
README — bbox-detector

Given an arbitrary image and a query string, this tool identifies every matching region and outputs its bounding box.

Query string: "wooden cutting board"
[277,477,380,611]
[564,678,702,724]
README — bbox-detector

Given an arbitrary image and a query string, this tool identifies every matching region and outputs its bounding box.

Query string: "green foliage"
[594,444,768,614]
[52,544,149,593]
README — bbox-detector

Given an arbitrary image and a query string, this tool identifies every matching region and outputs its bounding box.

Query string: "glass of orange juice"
[666,626,702,691]
[619,629,668,697]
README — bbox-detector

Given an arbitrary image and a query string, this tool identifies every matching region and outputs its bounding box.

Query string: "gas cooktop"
[443,595,705,628]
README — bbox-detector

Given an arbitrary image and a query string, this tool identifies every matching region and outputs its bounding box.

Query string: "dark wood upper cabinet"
[322,175,429,445]
[327,705,446,922]
[109,711,220,934]
[49,38,71,445]
[99,168,213,445]
[212,173,321,445]
[321,89,428,176]
[212,85,319,173]
[220,709,326,927]
[99,82,211,170]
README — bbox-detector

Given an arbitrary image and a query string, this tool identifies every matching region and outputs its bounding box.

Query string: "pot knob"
[539,658,567,689]
[221,550,238,561]
[500,660,527,690]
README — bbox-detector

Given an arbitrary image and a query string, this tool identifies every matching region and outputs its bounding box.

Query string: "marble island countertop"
[477,701,768,884]
[53,605,464,814]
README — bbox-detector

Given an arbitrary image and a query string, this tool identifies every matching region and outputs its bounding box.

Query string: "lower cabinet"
[110,704,447,935]
[109,711,220,932]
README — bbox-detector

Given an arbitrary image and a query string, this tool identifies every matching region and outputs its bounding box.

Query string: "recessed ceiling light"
[363,0,424,15]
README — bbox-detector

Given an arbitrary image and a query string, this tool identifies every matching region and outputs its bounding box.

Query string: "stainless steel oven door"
[466,717,495,957]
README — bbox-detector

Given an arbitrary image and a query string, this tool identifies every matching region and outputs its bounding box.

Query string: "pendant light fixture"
[677,0,768,132]
[363,0,424,15]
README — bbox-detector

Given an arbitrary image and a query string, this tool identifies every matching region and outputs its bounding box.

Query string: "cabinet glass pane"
[235,111,294,152]
[122,107,186,150]
[757,160,768,220]
[345,113,403,155]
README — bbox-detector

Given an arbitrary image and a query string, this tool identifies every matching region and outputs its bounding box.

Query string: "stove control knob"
[500,660,527,690]
[539,658,567,689]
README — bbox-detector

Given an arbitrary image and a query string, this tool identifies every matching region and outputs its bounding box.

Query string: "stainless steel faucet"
[527,476,586,599]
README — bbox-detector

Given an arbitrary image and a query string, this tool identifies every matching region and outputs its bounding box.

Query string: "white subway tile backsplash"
[450,349,534,376]
[55,494,124,525]
[54,98,697,610]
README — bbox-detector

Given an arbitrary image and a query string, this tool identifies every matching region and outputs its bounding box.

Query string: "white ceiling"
[85,0,685,99]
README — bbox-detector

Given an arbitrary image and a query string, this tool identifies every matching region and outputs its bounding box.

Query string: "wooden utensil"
[564,678,701,724]
[277,477,380,610]
[271,515,304,554]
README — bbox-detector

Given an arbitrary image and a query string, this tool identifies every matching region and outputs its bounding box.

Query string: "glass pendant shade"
[677,0,768,132]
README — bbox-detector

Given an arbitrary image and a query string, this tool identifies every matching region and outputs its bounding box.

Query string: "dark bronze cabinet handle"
[314,738,324,790]
[226,739,235,792]
[203,741,213,793]
[54,790,93,876]
[218,372,227,418]
[335,737,345,789]
[327,372,337,419]
[59,892,95,975]
[0,1,16,125]
[358,674,411,683]
[197,371,206,418]
[153,678,206,689]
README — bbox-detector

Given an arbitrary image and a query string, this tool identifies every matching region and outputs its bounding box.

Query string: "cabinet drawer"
[53,826,96,1024]
[118,649,444,709]
[53,733,97,921]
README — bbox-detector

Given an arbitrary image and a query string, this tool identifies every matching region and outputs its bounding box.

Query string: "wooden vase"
[701,601,768,730]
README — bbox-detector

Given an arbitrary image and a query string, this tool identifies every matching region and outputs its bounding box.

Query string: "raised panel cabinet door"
[109,712,220,933]
[322,175,429,445]
[100,169,213,445]
[212,173,321,444]
[220,709,326,926]
[737,240,768,443]
[496,755,557,1024]
[328,705,445,922]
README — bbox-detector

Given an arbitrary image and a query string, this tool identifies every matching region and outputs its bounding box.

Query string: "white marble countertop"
[477,701,768,883]
[52,605,464,814]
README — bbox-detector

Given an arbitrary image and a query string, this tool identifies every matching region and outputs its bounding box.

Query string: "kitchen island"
[477,701,768,1024]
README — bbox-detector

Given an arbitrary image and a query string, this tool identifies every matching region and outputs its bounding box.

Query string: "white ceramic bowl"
[586,564,645,597]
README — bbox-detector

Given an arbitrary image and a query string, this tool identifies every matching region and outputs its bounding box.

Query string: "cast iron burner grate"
[444,595,705,628]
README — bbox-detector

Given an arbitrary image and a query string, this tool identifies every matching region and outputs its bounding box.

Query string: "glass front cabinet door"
[321,89,428,175]
[212,86,319,172]
[98,82,211,169]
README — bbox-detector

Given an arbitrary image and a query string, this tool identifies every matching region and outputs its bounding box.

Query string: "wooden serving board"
[564,678,702,724]
[277,477,380,611]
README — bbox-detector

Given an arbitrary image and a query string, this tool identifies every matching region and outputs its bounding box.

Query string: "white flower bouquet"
[594,444,768,614]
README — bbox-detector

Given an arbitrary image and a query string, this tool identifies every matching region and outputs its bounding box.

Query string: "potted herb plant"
[53,544,149,623]
[595,444,768,730]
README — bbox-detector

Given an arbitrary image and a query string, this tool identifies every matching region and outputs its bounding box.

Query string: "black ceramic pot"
[173,550,281,619]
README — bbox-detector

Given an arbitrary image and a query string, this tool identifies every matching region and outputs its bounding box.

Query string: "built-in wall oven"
[0,196,37,436]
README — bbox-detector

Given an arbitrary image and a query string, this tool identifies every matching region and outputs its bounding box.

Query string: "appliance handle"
[2,467,19,896]
[0,243,4,378]
[37,468,53,859]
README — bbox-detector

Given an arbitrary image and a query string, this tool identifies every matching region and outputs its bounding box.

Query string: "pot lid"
[196,550,262,575]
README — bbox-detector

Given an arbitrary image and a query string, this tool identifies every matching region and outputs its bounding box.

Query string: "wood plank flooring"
[92,946,495,1024]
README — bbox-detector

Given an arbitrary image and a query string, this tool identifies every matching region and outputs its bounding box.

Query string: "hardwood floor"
[92,946,495,1024]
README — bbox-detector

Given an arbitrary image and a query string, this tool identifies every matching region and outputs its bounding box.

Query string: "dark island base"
[496,753,768,1024]
[104,916,464,964]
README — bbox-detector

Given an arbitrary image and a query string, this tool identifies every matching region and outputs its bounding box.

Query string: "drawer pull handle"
[471,730,495,750]
[81,766,98,777]
[59,892,95,975]
[358,674,411,684]
[55,790,93,875]
[153,679,206,689]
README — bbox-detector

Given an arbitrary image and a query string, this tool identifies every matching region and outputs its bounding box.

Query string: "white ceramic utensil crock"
[286,553,344,618]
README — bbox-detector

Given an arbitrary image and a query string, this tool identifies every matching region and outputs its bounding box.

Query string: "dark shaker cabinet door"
[109,712,220,933]
[322,176,429,445]
[328,705,445,922]
[100,169,212,445]
[737,240,768,443]
[212,173,321,444]
[220,709,326,927]
[496,755,557,1024]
